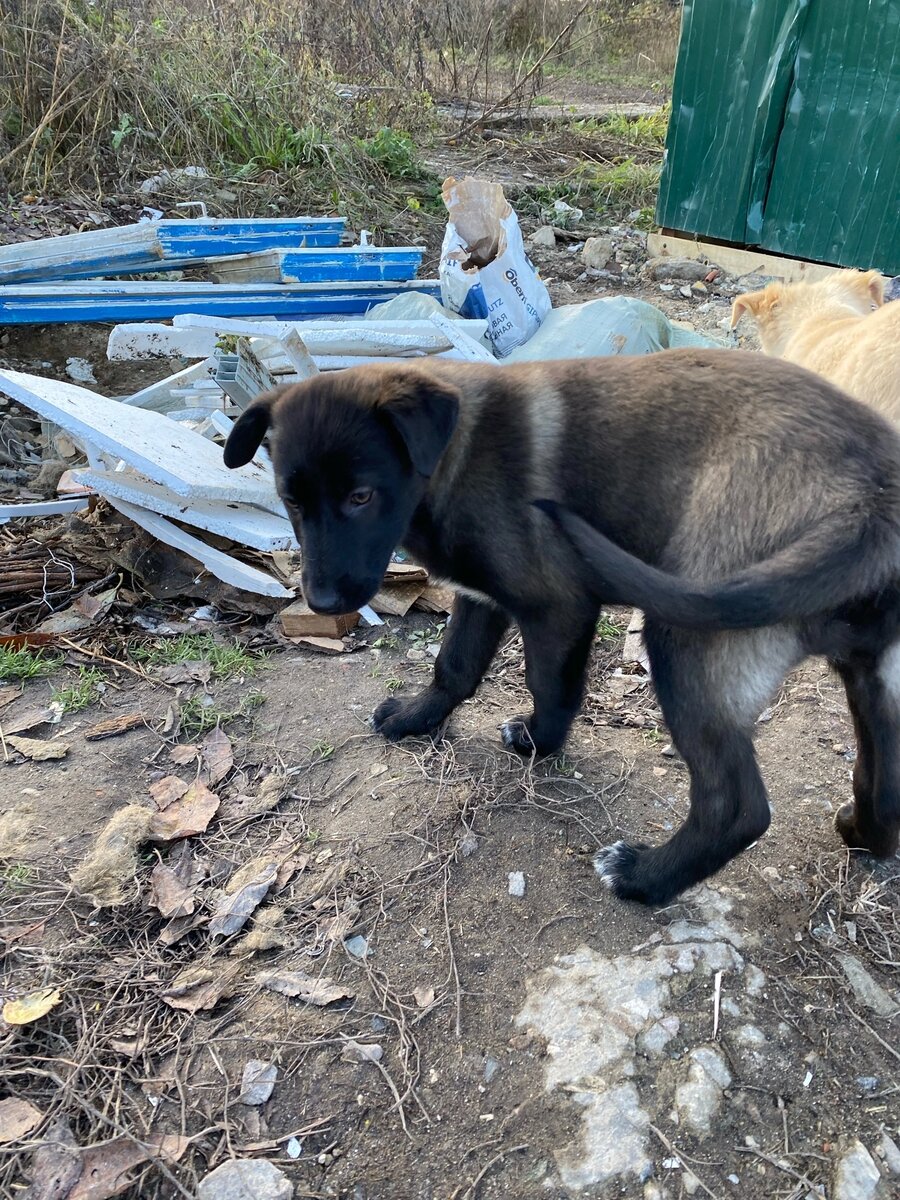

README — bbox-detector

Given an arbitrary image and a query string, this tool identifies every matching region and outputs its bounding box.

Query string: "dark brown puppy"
[224,350,900,904]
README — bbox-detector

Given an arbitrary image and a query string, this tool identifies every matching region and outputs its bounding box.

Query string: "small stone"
[238,1059,277,1106]
[832,1139,884,1200]
[197,1158,292,1200]
[529,224,557,248]
[484,1058,499,1083]
[508,871,526,897]
[285,1137,302,1159]
[65,357,96,384]
[679,285,693,298]
[646,256,711,283]
[878,1130,900,1175]
[345,935,370,959]
[837,954,897,1018]
[674,1045,732,1135]
[582,236,614,270]
[660,744,676,757]
[856,1076,878,1092]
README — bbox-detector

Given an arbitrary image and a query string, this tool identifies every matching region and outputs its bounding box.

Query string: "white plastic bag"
[439,176,551,358]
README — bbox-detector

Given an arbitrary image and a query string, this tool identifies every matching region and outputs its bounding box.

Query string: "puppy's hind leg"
[832,648,900,858]
[597,625,796,905]
[373,594,510,741]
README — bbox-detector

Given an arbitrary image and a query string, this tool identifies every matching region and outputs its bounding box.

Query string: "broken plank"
[72,467,296,552]
[0,369,281,512]
[0,280,443,325]
[104,496,293,598]
[207,245,424,284]
[123,359,218,412]
[370,580,427,616]
[0,497,90,524]
[280,600,359,638]
[84,711,146,740]
[427,312,495,362]
[414,584,457,614]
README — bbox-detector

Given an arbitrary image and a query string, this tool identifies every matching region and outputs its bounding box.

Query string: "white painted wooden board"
[0,369,281,512]
[427,313,496,363]
[103,495,293,598]
[74,467,296,551]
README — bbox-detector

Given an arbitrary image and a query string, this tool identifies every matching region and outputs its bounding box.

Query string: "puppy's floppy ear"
[861,269,885,307]
[730,290,767,328]
[223,389,282,468]
[376,370,460,476]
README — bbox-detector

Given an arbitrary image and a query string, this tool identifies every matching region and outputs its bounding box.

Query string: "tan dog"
[731,269,900,420]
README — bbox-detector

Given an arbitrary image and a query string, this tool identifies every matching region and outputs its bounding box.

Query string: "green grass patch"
[51,667,106,713]
[178,689,265,738]
[131,635,266,680]
[0,647,61,682]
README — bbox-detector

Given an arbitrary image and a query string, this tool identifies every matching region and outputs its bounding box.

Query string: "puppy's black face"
[223,367,460,614]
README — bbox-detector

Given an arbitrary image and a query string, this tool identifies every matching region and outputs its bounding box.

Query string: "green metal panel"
[656,0,900,274]
[760,0,900,272]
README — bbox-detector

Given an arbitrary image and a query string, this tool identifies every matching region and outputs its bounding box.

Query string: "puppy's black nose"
[304,588,347,615]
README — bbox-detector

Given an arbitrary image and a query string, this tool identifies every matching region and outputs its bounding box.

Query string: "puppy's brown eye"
[349,488,373,508]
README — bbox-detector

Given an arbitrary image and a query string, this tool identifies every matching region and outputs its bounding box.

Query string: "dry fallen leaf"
[274,853,309,893]
[257,969,354,1007]
[24,1116,82,1199]
[3,987,62,1025]
[413,985,435,1009]
[147,779,219,842]
[169,743,198,766]
[148,776,188,809]
[201,726,233,786]
[0,685,23,711]
[0,1097,44,1143]
[158,910,207,946]
[148,862,196,919]
[162,963,241,1013]
[341,1040,383,1064]
[7,735,69,761]
[209,862,277,937]
[2,705,57,735]
[67,1132,189,1200]
[38,585,118,636]
[156,661,212,686]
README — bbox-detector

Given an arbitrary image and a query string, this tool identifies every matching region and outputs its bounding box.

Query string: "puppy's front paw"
[593,840,659,904]
[501,716,537,755]
[834,802,898,857]
[371,696,412,740]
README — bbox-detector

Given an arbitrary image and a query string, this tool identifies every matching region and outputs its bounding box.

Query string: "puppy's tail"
[535,500,898,631]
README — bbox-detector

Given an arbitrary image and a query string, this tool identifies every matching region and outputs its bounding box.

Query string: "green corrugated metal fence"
[656,0,900,275]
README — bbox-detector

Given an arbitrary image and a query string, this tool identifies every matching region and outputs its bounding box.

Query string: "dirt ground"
[1,115,898,1200]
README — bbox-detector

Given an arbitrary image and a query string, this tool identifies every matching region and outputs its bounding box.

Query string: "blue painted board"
[0,280,442,325]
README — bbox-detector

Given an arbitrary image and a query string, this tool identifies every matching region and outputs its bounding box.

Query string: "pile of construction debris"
[0,211,497,638]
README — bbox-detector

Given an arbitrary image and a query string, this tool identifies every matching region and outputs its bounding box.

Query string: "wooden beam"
[647,231,892,286]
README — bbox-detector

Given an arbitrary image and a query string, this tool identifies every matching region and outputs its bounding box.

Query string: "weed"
[178,690,265,738]
[597,105,669,149]
[372,633,399,650]
[0,647,61,682]
[596,613,623,641]
[409,623,445,651]
[51,667,106,713]
[1,862,33,890]
[132,635,265,680]
[362,128,425,180]
[384,677,404,693]
[310,739,335,761]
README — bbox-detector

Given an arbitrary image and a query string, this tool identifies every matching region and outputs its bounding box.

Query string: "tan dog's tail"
[535,500,899,632]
